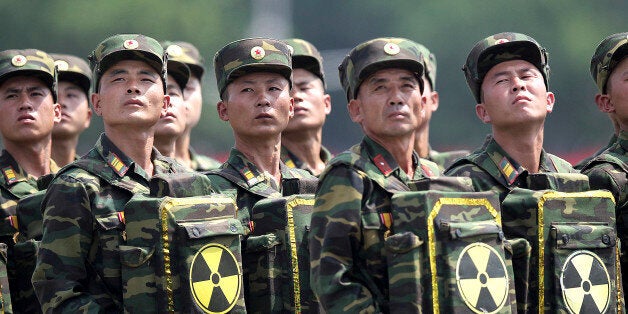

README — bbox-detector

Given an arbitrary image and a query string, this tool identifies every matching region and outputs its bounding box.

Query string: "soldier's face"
[217,72,293,140]
[92,60,169,129]
[476,60,554,129]
[283,68,331,135]
[604,57,628,129]
[0,75,61,144]
[349,68,424,141]
[155,75,187,139]
[53,81,91,139]
[183,76,202,129]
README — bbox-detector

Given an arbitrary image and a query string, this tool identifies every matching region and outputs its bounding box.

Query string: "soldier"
[446,32,577,199]
[281,38,332,176]
[412,43,469,171]
[154,58,191,159]
[309,37,441,313]
[0,49,61,313]
[32,34,189,312]
[581,32,628,293]
[162,41,222,170]
[50,53,92,167]
[208,38,318,312]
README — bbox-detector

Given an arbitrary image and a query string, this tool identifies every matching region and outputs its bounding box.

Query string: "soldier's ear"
[348,98,362,123]
[53,103,61,124]
[217,101,229,121]
[429,91,439,112]
[92,93,103,116]
[545,92,555,113]
[595,94,614,113]
[323,94,332,115]
[475,103,491,124]
[161,95,170,118]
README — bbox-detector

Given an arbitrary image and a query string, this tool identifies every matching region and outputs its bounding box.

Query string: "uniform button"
[562,234,569,244]
[602,234,611,245]
[230,223,238,233]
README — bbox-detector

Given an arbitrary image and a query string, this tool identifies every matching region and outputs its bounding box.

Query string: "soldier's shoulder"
[545,153,576,173]
[193,154,222,171]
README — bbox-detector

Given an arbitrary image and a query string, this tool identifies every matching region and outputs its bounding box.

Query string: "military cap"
[0,49,57,102]
[167,59,190,91]
[415,43,437,90]
[162,41,205,79]
[284,38,325,86]
[338,37,425,102]
[463,32,550,103]
[590,32,628,93]
[214,37,292,99]
[89,34,167,93]
[50,53,92,96]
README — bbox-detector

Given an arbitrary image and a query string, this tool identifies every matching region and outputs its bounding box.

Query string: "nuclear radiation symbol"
[190,243,242,314]
[560,250,610,314]
[456,242,509,314]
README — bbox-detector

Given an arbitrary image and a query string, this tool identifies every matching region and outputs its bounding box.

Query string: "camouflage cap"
[415,43,437,90]
[167,59,190,91]
[338,37,425,102]
[590,32,628,93]
[0,49,57,102]
[50,53,92,96]
[162,41,205,80]
[463,32,550,103]
[284,38,325,86]
[89,34,167,93]
[214,37,292,98]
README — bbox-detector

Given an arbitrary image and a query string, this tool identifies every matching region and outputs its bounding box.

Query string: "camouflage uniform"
[446,135,576,200]
[32,34,187,312]
[189,147,222,171]
[428,148,468,172]
[280,145,332,175]
[581,32,628,295]
[0,48,59,313]
[310,37,442,313]
[574,134,618,170]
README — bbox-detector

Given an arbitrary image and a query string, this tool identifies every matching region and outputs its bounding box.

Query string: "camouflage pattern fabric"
[89,34,167,93]
[0,150,58,313]
[389,189,517,313]
[427,148,469,172]
[462,32,550,104]
[122,191,245,313]
[246,195,317,313]
[189,147,221,171]
[338,37,425,101]
[445,135,578,201]
[284,38,325,85]
[309,136,440,313]
[0,49,57,102]
[590,32,628,93]
[581,130,628,297]
[49,53,92,96]
[501,188,620,313]
[574,134,618,170]
[213,37,292,98]
[162,41,205,79]
[280,145,333,176]
[32,134,188,312]
[206,148,318,313]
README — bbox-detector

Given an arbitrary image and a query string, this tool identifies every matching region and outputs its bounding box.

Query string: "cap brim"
[226,63,292,87]
[99,50,163,78]
[356,59,424,97]
[477,41,543,81]
[58,72,91,96]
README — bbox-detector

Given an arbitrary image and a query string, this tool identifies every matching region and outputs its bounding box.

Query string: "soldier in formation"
[280,38,333,176]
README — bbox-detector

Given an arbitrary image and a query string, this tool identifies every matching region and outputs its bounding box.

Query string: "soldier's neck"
[105,126,156,176]
[174,129,192,167]
[154,136,177,159]
[414,125,430,159]
[4,137,53,179]
[51,135,79,167]
[493,126,544,173]
[368,132,415,177]
[281,128,325,175]
[235,135,282,184]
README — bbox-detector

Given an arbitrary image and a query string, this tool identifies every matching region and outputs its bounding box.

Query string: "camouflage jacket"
[309,136,440,313]
[207,148,315,233]
[445,135,576,200]
[427,146,469,172]
[574,133,618,170]
[581,130,628,231]
[0,150,58,313]
[280,145,333,176]
[189,146,222,171]
[32,134,188,313]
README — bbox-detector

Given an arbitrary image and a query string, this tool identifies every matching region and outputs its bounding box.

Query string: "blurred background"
[1,0,625,164]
